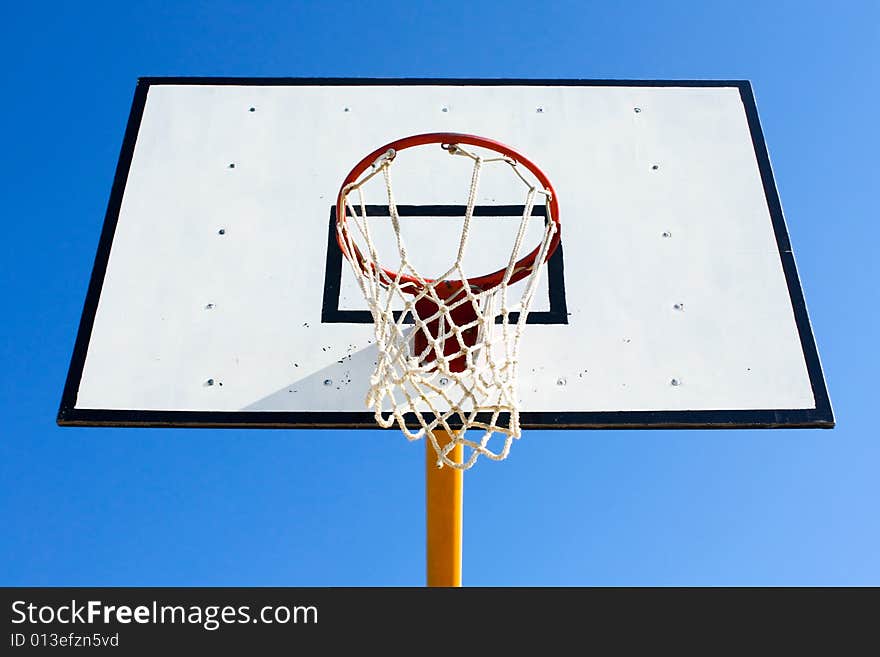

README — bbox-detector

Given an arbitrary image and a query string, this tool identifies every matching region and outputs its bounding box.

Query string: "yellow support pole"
[426,431,463,587]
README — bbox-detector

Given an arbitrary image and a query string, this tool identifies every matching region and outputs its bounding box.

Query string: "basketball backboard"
[58,78,833,430]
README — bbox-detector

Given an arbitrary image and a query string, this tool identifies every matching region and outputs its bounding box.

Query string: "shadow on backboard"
[242,339,386,412]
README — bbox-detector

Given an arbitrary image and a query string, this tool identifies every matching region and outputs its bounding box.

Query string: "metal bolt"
[343,107,350,112]
[439,377,449,386]
[673,303,684,311]
[651,164,660,170]
[205,303,215,310]
[218,228,226,235]
[634,107,642,113]
[249,107,255,112]
[557,377,567,386]
[441,106,448,112]
[662,231,672,238]
[536,107,544,113]
[670,378,681,386]
[228,163,235,168]
[206,378,214,386]
[323,379,332,386]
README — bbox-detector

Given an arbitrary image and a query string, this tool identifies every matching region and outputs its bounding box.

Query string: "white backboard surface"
[59,78,832,429]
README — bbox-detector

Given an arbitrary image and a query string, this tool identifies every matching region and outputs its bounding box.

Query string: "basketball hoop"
[336,133,560,469]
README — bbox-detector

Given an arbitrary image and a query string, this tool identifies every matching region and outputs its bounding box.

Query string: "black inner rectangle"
[322,205,568,325]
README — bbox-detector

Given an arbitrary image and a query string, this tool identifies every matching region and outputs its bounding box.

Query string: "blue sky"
[1,1,877,585]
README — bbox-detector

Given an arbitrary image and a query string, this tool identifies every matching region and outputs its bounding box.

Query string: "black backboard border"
[58,78,834,430]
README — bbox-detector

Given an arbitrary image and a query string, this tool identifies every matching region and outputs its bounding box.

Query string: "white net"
[337,141,557,469]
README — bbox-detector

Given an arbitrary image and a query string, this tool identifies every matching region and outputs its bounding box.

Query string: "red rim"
[335,132,561,294]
